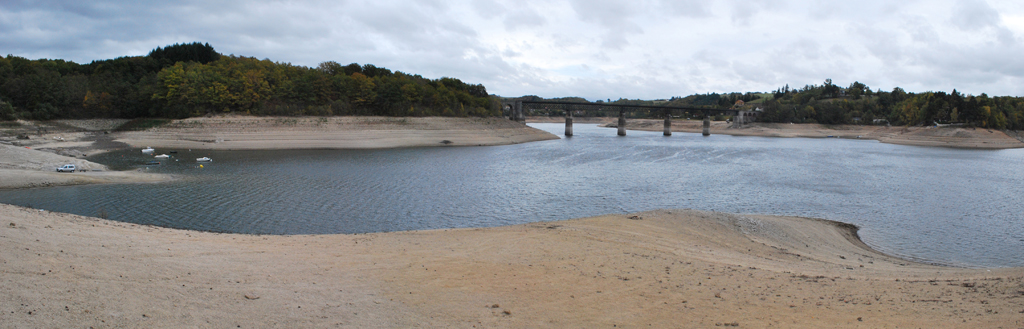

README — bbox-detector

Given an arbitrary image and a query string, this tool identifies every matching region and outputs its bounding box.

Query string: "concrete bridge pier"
[514,101,525,123]
[565,110,573,137]
[702,114,711,136]
[663,109,672,136]
[617,108,626,136]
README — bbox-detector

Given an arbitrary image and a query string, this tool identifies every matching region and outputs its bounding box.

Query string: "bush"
[0,100,15,121]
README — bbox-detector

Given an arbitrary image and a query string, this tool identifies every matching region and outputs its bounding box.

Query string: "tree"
[82,90,113,116]
[343,63,363,76]
[848,81,868,99]
[0,100,15,120]
[149,42,220,66]
[317,61,345,76]
[361,64,391,78]
[348,72,376,108]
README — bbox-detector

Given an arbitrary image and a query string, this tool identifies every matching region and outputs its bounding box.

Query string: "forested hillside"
[664,80,1024,130]
[0,42,497,121]
[520,79,1024,130]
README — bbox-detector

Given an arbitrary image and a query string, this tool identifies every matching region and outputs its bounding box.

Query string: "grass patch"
[114,118,172,131]
[0,121,21,127]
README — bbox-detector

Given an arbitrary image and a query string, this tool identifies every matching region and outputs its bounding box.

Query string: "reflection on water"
[1,123,1022,268]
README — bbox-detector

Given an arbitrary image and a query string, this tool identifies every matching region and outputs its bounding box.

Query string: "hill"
[0,42,497,121]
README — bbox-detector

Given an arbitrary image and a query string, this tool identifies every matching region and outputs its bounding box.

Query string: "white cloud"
[951,0,1001,31]
[1,0,1023,99]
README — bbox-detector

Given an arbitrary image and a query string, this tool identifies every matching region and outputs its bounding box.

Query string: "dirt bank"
[2,205,1020,328]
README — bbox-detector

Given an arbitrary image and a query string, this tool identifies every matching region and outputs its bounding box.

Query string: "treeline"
[0,42,498,121]
[629,79,1024,129]
[517,82,1024,130]
[513,95,762,119]
[667,92,762,107]
[754,79,1024,129]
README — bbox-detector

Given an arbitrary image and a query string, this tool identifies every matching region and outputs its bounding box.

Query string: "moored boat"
[154,154,170,159]
[196,157,212,162]
[141,147,155,154]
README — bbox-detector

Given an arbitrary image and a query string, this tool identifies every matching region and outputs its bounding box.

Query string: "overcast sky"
[2,0,1023,100]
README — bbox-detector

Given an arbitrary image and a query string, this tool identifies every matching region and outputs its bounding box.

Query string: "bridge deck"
[515,100,738,114]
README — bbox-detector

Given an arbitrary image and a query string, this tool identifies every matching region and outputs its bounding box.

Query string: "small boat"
[141,147,155,154]
[154,154,170,159]
[144,160,161,165]
[196,157,213,162]
[169,151,178,154]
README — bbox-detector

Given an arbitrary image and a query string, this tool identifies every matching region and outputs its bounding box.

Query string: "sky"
[2,0,1023,100]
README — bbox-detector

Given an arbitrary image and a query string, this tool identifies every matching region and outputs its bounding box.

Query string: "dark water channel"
[1,123,1022,268]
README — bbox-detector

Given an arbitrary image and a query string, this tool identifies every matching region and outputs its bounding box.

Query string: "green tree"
[0,100,15,120]
[348,72,376,108]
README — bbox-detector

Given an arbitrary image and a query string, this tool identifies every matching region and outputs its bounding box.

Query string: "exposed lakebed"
[1,123,1022,267]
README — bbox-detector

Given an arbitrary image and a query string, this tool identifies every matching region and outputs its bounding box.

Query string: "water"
[1,123,1022,268]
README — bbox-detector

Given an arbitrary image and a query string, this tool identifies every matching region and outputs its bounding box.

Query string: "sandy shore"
[528,117,1024,149]
[115,116,558,150]
[0,143,172,189]
[0,116,557,189]
[2,204,1021,328]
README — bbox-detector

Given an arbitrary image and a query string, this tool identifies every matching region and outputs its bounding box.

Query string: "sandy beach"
[528,116,1024,149]
[2,204,1021,328]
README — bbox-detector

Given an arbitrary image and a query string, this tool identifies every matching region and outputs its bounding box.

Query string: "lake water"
[1,123,1022,268]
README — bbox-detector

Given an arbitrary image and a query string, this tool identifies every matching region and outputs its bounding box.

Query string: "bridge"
[502,100,748,137]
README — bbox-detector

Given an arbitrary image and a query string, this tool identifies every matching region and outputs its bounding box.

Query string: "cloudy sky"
[2,0,1023,100]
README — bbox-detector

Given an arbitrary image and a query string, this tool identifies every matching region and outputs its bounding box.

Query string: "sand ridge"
[2,205,1021,328]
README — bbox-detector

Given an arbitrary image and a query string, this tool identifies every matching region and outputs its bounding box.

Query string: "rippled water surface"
[2,123,1023,267]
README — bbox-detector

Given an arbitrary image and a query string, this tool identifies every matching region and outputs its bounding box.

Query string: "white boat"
[154,154,170,159]
[196,157,212,162]
[141,147,155,154]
